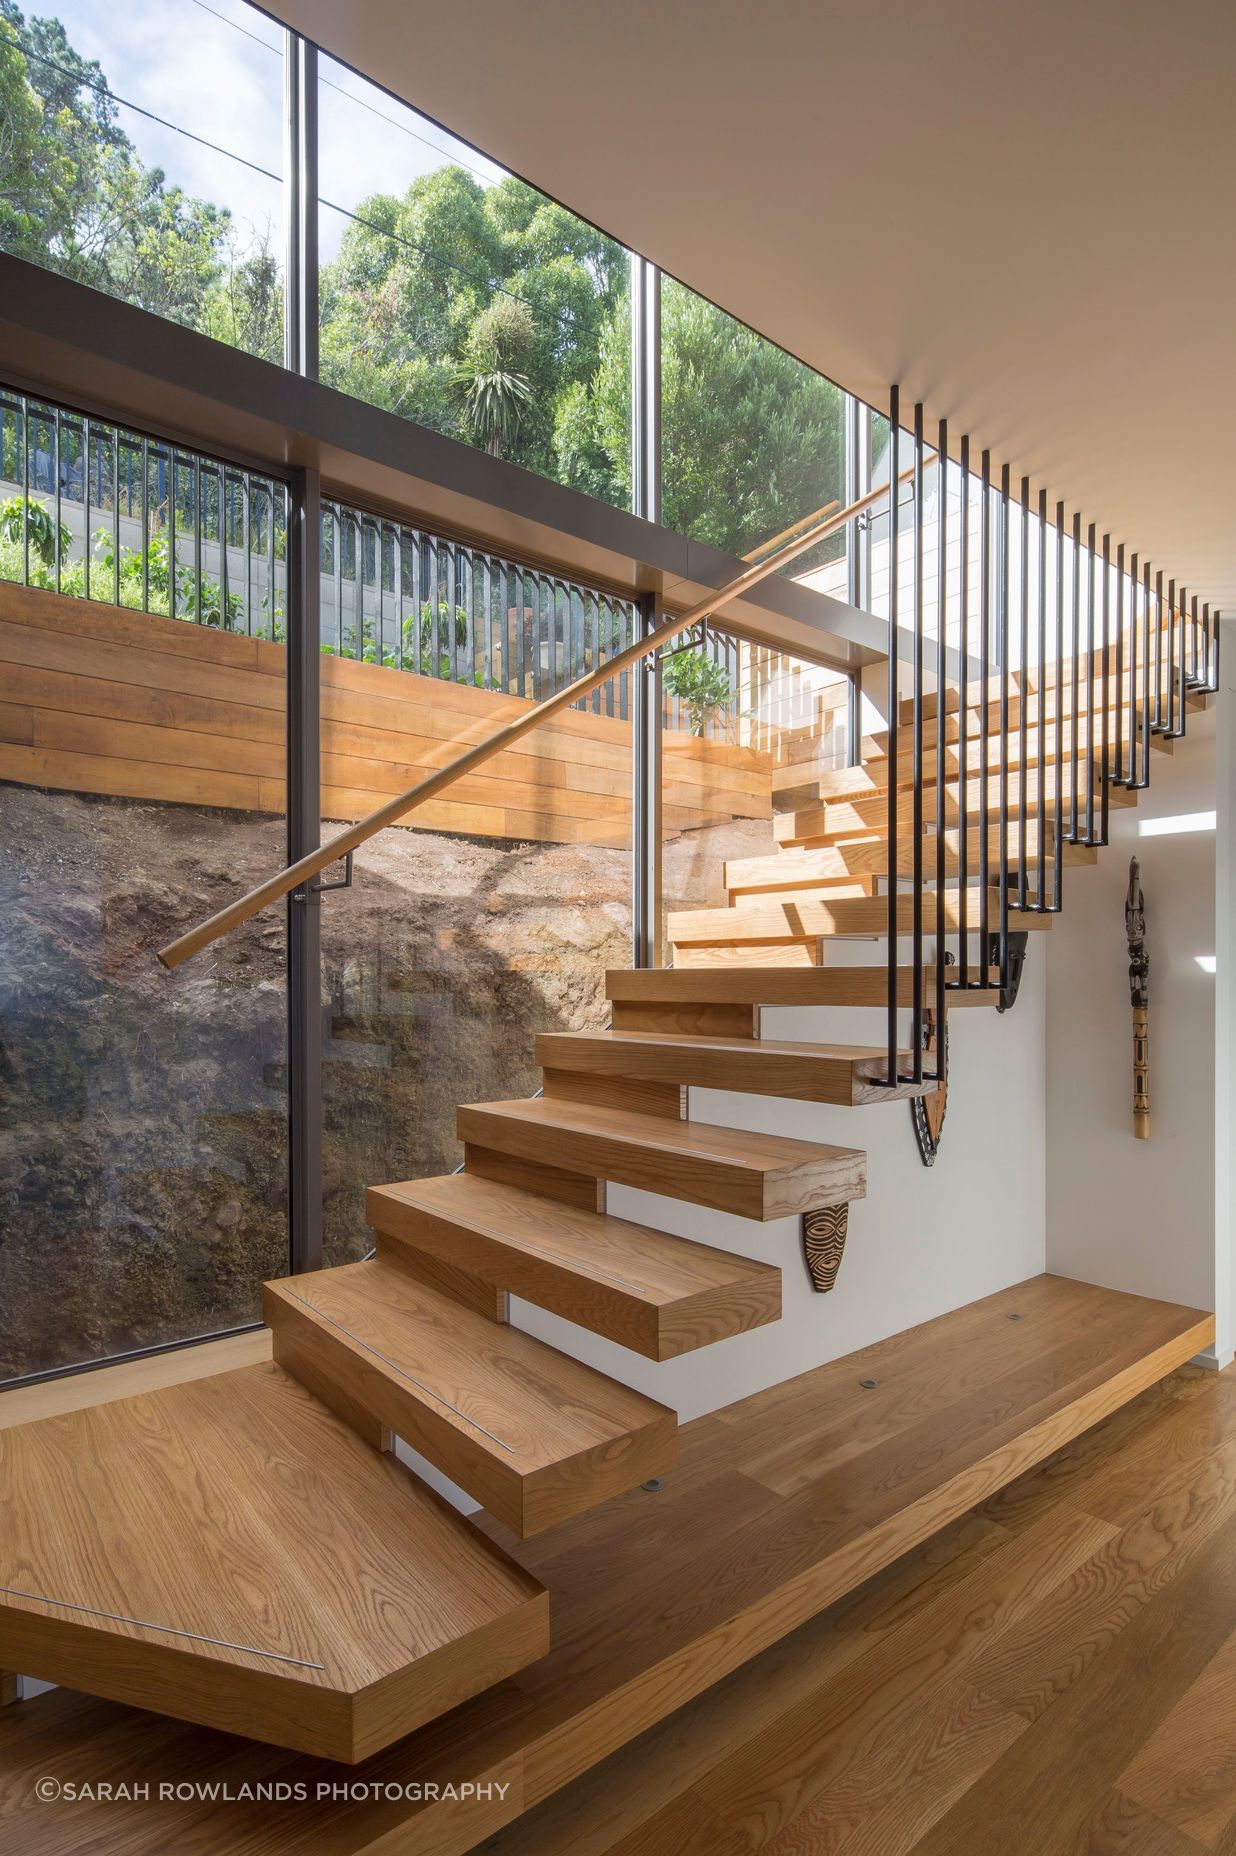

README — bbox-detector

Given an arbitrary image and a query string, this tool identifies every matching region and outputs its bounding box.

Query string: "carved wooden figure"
[1125,857,1150,1140]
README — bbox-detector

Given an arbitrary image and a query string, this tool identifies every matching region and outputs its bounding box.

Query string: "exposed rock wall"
[0,784,766,1379]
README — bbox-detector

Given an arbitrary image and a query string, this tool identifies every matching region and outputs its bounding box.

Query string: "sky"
[42,0,506,260]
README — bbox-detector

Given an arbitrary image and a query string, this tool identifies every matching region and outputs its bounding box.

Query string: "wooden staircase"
[0,585,1216,1795]
[1,945,879,1759]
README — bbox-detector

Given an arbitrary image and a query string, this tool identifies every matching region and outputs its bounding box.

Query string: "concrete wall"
[1044,713,1221,1353]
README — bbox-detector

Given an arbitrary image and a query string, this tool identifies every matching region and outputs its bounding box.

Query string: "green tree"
[455,295,535,457]
[0,8,844,558]
[0,6,261,348]
[570,278,844,557]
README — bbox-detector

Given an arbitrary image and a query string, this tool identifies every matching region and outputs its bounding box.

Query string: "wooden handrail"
[741,451,937,566]
[156,468,918,969]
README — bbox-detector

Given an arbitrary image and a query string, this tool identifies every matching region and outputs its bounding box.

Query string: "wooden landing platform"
[0,1275,1211,1855]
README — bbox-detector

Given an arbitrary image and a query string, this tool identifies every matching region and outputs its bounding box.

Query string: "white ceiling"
[269,0,1236,606]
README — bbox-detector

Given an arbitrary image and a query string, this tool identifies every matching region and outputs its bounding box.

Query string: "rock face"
[0,783,768,1380]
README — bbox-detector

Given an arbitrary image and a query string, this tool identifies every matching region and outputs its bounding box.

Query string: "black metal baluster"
[1127,550,1139,786]
[1165,578,1179,736]
[1083,523,1091,842]
[1153,569,1164,734]
[82,414,91,604]
[1203,601,1214,692]
[934,417,947,1053]
[141,435,150,612]
[1099,534,1111,844]
[1038,486,1049,910]
[998,463,1011,986]
[53,406,62,594]
[1018,476,1030,909]
[1052,498,1064,910]
[193,456,203,624]
[1114,544,1126,785]
[111,428,121,606]
[911,401,925,1084]
[979,449,992,985]
[957,435,971,989]
[1069,513,1081,843]
[1140,557,1151,785]
[1210,612,1224,694]
[885,386,901,1084]
[168,448,178,621]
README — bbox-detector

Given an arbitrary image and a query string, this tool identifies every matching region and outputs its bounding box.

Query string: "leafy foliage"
[662,646,735,736]
[0,1,281,360]
[0,8,845,555]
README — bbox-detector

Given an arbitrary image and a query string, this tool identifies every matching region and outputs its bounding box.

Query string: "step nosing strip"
[281,1287,517,1453]
[385,1192,649,1295]
[0,1585,326,1669]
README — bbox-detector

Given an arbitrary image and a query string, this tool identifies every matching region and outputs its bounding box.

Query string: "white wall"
[1215,623,1235,1365]
[509,945,1047,1423]
[1044,713,1221,1354]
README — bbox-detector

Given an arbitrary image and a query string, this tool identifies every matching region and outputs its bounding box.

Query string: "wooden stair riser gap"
[367,1178,782,1362]
[262,1272,677,1537]
[381,1248,510,1323]
[540,1070,687,1119]
[464,1145,607,1213]
[674,942,821,968]
[268,1324,394,1453]
[609,1001,761,1039]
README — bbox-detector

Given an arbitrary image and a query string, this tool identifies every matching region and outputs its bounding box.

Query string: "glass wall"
[0,388,289,1381]
[659,276,847,566]
[0,3,862,566]
[0,0,285,360]
[317,55,631,508]
[660,626,852,957]
[313,498,635,1264]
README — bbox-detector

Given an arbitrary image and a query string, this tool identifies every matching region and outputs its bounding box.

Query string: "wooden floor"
[0,1275,1213,1855]
[484,1359,1236,1856]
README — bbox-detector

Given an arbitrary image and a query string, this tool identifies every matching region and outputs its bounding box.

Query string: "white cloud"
[45,0,509,264]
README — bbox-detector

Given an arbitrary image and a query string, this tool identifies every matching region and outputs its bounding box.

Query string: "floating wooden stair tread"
[775,781,1132,846]
[607,965,1001,1008]
[787,744,1117,808]
[459,1096,866,1219]
[6,1278,1211,1850]
[897,663,1205,728]
[264,1259,676,1537]
[367,1173,781,1360]
[669,891,1055,948]
[725,829,1096,895]
[537,1028,932,1104]
[0,1361,549,1762]
[873,689,1181,758]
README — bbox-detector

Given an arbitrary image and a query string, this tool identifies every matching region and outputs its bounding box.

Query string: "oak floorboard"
[906,1481,1236,1855]
[967,1436,1236,1726]
[0,1278,1211,1856]
[1118,1624,1236,1848]
[694,1501,1112,1846]
[471,1514,1016,1856]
